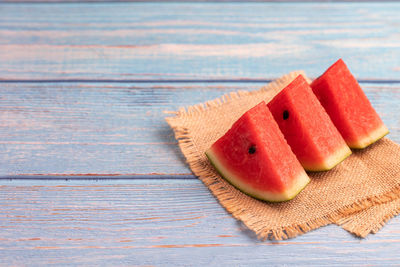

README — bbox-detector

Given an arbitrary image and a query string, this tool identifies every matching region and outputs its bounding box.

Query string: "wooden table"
[1,2,400,265]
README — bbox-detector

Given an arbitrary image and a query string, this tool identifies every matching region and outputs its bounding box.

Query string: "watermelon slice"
[205,101,310,202]
[267,75,352,171]
[311,59,389,149]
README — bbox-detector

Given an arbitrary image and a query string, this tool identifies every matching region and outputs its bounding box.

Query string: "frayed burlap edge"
[165,72,400,240]
[335,197,400,238]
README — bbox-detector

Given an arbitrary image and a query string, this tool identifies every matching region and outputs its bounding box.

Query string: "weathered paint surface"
[1,179,400,266]
[0,82,398,176]
[0,3,400,80]
[1,2,400,266]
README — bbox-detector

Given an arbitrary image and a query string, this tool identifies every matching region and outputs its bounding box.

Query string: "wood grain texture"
[1,3,400,80]
[0,82,398,177]
[4,0,396,3]
[1,179,400,266]
[2,2,400,265]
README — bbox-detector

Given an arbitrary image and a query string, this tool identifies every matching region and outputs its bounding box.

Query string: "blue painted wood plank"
[1,3,400,80]
[0,82,253,176]
[0,82,398,177]
[0,2,399,264]
[2,0,388,3]
[1,179,400,266]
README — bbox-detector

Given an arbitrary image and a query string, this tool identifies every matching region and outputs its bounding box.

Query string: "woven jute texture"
[166,71,400,240]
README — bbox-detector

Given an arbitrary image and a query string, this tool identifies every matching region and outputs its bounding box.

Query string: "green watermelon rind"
[205,148,311,203]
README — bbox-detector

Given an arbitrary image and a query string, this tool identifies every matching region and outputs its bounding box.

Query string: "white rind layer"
[205,148,310,202]
[347,124,389,149]
[301,144,352,172]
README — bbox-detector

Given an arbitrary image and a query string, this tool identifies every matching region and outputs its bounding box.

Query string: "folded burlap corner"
[166,72,400,240]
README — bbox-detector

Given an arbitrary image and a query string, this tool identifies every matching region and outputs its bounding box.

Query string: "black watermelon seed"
[283,110,289,120]
[248,145,256,154]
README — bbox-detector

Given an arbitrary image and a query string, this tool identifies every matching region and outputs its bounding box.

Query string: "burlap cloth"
[166,71,400,240]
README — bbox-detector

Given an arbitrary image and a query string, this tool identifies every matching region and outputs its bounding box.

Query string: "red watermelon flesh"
[311,59,389,149]
[205,101,310,202]
[267,75,352,171]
